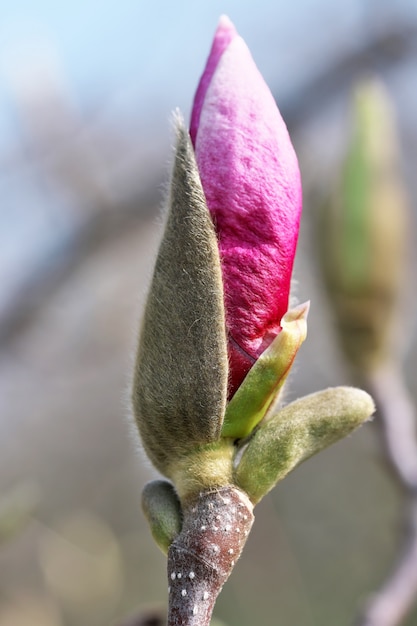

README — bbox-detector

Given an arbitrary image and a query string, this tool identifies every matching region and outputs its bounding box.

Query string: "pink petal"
[190,16,237,146]
[192,21,302,394]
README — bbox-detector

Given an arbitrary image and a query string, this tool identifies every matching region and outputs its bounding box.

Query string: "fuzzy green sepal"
[132,116,228,475]
[221,303,309,439]
[235,386,375,503]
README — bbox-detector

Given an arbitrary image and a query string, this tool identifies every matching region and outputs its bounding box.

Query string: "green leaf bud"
[222,302,309,439]
[235,386,375,503]
[141,480,183,554]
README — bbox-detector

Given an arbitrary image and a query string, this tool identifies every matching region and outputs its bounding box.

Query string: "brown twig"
[167,486,254,626]
[356,363,417,626]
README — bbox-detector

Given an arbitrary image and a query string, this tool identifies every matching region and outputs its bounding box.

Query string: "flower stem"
[167,485,254,626]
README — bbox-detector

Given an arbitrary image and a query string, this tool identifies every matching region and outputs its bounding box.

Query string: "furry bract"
[190,15,302,396]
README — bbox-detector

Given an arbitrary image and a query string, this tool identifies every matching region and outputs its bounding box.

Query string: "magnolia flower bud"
[132,18,375,626]
[133,15,305,486]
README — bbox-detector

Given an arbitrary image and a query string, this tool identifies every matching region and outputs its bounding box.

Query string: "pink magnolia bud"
[190,16,302,396]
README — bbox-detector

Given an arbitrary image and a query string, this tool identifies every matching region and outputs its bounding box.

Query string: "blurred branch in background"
[318,79,417,626]
[358,365,417,626]
[282,20,417,129]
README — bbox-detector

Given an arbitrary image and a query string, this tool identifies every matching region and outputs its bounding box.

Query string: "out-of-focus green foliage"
[0,482,38,545]
[319,79,409,371]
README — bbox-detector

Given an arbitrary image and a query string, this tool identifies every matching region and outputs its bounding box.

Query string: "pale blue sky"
[1,1,416,124]
[1,0,403,146]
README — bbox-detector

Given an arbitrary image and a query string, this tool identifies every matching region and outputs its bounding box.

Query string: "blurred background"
[1,1,417,625]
